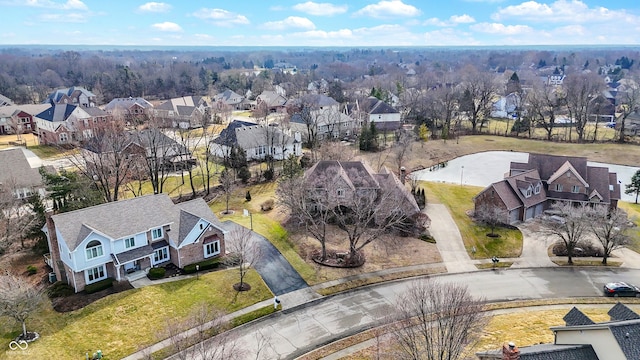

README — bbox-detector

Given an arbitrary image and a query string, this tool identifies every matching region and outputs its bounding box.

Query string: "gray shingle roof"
[610,322,640,359]
[0,148,45,189]
[51,194,224,251]
[563,307,595,326]
[608,302,640,321]
[213,120,296,149]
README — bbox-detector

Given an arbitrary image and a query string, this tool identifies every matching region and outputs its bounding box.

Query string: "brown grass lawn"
[618,202,640,253]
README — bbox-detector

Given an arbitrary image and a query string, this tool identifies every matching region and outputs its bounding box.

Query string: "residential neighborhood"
[1,43,640,360]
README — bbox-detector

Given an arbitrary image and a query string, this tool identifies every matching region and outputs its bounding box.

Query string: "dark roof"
[83,107,110,117]
[214,120,258,146]
[365,96,398,115]
[295,94,339,108]
[477,344,598,360]
[610,322,640,359]
[608,302,640,321]
[36,103,78,122]
[563,307,595,326]
[511,153,588,181]
[112,244,154,265]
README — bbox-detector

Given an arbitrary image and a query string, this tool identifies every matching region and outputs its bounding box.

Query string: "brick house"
[0,104,50,136]
[45,86,97,108]
[44,194,226,293]
[473,153,621,224]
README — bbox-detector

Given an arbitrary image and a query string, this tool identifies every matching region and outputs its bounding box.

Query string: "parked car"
[603,282,640,297]
[605,121,616,129]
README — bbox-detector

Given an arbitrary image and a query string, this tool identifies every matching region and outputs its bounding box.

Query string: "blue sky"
[1,0,639,46]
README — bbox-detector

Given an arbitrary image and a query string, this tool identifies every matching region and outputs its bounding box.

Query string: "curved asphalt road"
[222,221,308,296]
[170,267,640,360]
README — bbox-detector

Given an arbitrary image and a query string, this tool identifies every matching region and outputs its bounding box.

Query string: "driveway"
[513,221,556,268]
[424,203,476,273]
[222,221,308,295]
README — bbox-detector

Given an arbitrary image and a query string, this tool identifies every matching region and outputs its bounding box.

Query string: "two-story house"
[103,97,154,125]
[289,94,357,141]
[153,96,208,129]
[212,120,302,161]
[45,87,97,108]
[44,194,227,293]
[346,97,401,131]
[473,153,621,224]
[35,103,94,145]
[0,104,50,136]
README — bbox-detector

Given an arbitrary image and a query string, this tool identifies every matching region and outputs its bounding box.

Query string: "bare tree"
[525,84,565,140]
[588,207,631,265]
[198,111,221,195]
[459,67,498,134]
[136,119,181,195]
[219,169,235,215]
[224,226,262,291]
[0,274,43,341]
[276,175,332,262]
[616,77,640,143]
[0,179,40,250]
[563,72,605,142]
[71,120,133,202]
[541,202,590,264]
[175,128,201,198]
[393,131,413,174]
[474,203,507,237]
[316,140,355,162]
[388,278,487,360]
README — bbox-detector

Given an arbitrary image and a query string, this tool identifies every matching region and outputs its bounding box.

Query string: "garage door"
[534,204,544,217]
[525,207,535,220]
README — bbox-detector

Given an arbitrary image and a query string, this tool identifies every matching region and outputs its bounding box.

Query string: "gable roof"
[213,89,244,105]
[213,120,297,149]
[103,97,153,112]
[51,194,224,251]
[0,94,13,106]
[46,87,95,103]
[36,103,90,122]
[257,91,287,107]
[365,96,398,115]
[0,148,46,189]
[564,307,595,326]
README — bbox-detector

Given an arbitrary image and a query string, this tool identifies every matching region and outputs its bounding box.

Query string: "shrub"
[148,267,166,280]
[419,233,436,243]
[238,166,251,183]
[552,241,601,257]
[26,265,37,275]
[183,258,221,274]
[84,278,114,294]
[263,169,274,181]
[47,282,74,298]
[245,190,252,202]
[261,199,275,211]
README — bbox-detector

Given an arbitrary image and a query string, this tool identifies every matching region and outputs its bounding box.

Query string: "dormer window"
[337,189,345,197]
[86,240,104,260]
[525,188,532,197]
[534,183,541,194]
[152,228,163,240]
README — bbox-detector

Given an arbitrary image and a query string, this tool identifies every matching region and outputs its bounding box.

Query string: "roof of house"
[46,87,95,103]
[0,104,51,118]
[103,97,153,112]
[51,194,225,251]
[0,148,46,189]
[294,94,339,108]
[36,103,90,122]
[0,94,14,106]
[156,96,205,113]
[213,120,297,149]
[257,91,287,107]
[83,107,110,117]
[213,89,244,105]
[476,344,598,360]
[365,96,399,115]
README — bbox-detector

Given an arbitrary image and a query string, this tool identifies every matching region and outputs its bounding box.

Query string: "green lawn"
[618,201,640,253]
[0,269,271,360]
[422,182,523,259]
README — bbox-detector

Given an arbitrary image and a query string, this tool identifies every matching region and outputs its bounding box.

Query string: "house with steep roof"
[45,86,97,108]
[289,94,357,141]
[103,97,153,124]
[0,148,51,199]
[44,194,227,293]
[213,89,250,111]
[0,104,50,136]
[304,160,420,220]
[474,153,621,224]
[256,90,288,113]
[153,96,208,129]
[476,303,640,360]
[346,96,401,131]
[35,103,94,145]
[0,94,14,107]
[211,120,302,161]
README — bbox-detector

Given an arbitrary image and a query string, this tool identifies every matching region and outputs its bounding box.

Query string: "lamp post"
[249,211,253,231]
[460,166,464,186]
[196,264,200,280]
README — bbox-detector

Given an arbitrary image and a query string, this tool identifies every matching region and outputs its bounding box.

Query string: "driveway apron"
[222,221,308,295]
[424,203,477,273]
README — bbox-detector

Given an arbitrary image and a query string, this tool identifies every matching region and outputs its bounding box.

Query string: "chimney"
[502,342,520,360]
[45,211,63,283]
[400,166,406,184]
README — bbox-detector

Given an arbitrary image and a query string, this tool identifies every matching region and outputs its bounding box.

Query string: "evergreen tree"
[626,170,640,204]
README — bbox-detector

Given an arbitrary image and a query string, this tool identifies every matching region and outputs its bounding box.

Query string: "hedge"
[183,258,221,274]
[47,281,74,298]
[84,278,114,294]
[148,267,166,280]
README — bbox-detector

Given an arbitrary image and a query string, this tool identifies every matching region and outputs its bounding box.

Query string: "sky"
[1,0,639,47]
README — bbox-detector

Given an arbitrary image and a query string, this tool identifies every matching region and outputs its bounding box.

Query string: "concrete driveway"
[222,221,309,296]
[424,203,476,273]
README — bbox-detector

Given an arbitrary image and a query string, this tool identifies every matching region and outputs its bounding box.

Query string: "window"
[124,237,135,249]
[204,241,220,258]
[152,228,163,240]
[525,188,532,197]
[86,265,106,284]
[555,184,563,191]
[85,240,103,260]
[59,133,68,142]
[572,185,580,193]
[337,189,345,197]
[534,183,541,194]
[153,247,169,264]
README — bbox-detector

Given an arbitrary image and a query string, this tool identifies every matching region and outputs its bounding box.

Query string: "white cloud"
[138,2,171,13]
[422,29,481,46]
[293,28,354,39]
[263,16,315,30]
[152,22,183,32]
[38,12,87,22]
[470,22,533,35]
[424,14,475,27]
[450,14,475,24]
[492,0,638,24]
[354,0,421,18]
[292,2,348,16]
[193,8,250,27]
